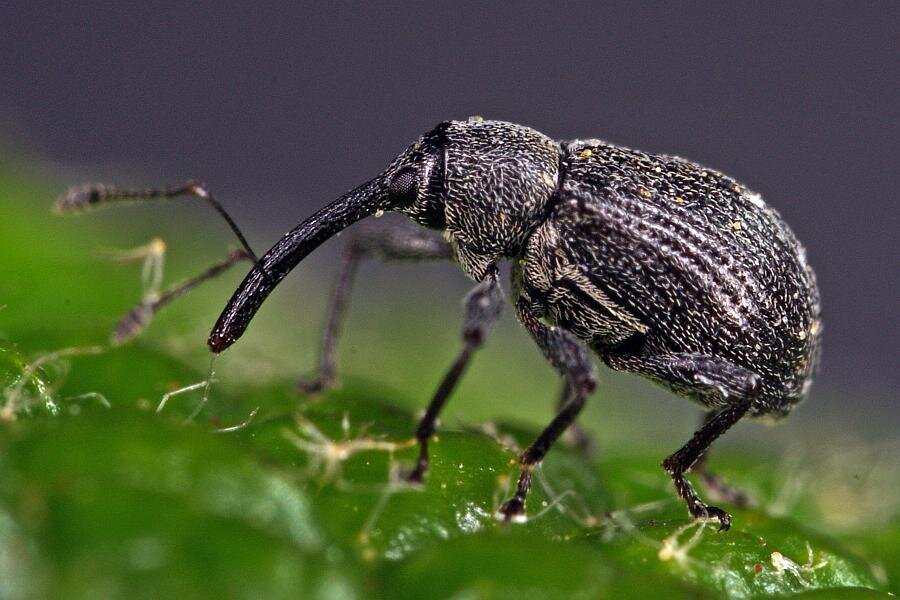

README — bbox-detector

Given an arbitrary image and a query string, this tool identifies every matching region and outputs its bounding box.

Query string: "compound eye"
[387,167,418,205]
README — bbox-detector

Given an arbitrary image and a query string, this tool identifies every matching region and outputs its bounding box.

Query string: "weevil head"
[208,118,561,352]
[394,118,562,279]
[207,127,443,353]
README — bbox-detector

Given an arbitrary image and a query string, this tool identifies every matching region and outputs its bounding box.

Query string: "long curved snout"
[208,177,385,352]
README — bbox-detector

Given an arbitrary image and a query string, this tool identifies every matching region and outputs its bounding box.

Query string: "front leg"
[604,352,760,531]
[405,264,504,483]
[498,299,597,522]
[298,220,453,392]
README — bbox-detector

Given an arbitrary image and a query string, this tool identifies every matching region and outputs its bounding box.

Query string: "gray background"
[1,3,897,421]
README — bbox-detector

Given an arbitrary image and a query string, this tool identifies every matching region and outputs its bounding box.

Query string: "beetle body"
[350,118,821,419]
[201,118,821,528]
[518,133,822,419]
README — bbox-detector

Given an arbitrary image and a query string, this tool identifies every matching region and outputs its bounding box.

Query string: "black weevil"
[59,117,821,530]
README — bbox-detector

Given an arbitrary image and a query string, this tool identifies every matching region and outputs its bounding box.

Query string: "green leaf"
[0,379,890,598]
[0,154,895,598]
[0,404,350,599]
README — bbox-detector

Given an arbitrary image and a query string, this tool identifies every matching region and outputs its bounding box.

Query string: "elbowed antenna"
[208,177,387,353]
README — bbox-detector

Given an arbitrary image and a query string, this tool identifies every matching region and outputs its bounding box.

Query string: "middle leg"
[556,378,597,456]
[498,299,598,522]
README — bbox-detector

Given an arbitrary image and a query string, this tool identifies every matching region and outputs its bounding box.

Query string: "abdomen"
[519,140,821,413]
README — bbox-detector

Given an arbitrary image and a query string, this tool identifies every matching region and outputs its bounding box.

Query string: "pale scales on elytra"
[57,117,822,531]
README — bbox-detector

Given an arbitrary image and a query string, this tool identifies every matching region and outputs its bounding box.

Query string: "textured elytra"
[520,138,821,417]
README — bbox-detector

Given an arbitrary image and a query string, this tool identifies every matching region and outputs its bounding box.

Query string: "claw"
[706,506,732,531]
[497,496,528,524]
[404,465,426,485]
[690,503,732,531]
[296,375,333,394]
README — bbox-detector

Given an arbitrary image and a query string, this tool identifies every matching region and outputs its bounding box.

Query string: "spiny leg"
[298,220,454,392]
[113,249,252,344]
[56,181,258,262]
[406,264,503,483]
[498,299,597,522]
[55,180,260,344]
[604,352,760,530]
[692,410,752,507]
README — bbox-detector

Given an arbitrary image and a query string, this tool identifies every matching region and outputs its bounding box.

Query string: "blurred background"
[1,3,897,446]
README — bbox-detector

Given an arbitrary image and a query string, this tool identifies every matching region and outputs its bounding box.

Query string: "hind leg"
[691,410,753,507]
[603,352,760,530]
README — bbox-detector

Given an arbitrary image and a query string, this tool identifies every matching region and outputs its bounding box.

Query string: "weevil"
[59,118,821,530]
